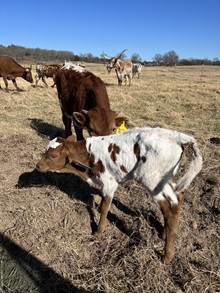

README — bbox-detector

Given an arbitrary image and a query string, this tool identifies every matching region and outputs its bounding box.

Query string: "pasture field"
[0,63,219,292]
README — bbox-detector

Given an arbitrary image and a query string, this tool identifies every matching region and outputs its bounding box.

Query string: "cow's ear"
[60,142,72,160]
[115,116,130,127]
[66,135,76,142]
[73,112,86,126]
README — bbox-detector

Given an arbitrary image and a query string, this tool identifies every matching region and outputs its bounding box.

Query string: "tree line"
[0,44,219,66]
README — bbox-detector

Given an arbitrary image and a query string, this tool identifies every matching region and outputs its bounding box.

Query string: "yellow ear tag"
[116,121,127,134]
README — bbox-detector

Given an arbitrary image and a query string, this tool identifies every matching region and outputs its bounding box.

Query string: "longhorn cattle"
[36,127,203,264]
[35,63,62,87]
[55,67,129,140]
[0,56,33,91]
[61,61,85,72]
[105,50,133,86]
[132,63,142,79]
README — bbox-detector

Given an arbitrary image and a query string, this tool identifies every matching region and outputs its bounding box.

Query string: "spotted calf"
[36,127,203,264]
[35,63,62,87]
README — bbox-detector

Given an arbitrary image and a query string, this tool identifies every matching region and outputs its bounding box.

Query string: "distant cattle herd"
[0,52,202,264]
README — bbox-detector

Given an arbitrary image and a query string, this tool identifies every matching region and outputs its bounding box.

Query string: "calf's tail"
[175,142,203,193]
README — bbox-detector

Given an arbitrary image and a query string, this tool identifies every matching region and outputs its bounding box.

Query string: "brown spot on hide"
[120,165,128,173]
[110,144,120,162]
[89,154,105,177]
[92,159,105,177]
[142,156,146,163]
[108,143,113,153]
[134,142,140,161]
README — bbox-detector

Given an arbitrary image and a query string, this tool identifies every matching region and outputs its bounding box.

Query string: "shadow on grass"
[17,170,163,243]
[17,170,101,234]
[29,118,65,140]
[0,234,93,293]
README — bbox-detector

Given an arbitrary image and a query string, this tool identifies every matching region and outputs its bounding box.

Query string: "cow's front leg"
[12,79,21,91]
[62,111,72,137]
[95,195,112,237]
[74,126,84,141]
[42,77,48,87]
[3,76,9,91]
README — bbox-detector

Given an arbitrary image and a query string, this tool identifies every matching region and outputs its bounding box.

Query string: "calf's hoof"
[93,230,104,239]
[162,252,174,265]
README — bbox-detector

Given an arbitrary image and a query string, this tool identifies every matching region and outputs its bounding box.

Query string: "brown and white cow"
[35,63,62,87]
[55,67,129,140]
[0,56,33,91]
[36,127,203,264]
[62,60,86,70]
[105,50,133,86]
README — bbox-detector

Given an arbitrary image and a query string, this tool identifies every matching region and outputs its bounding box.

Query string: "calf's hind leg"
[158,192,183,264]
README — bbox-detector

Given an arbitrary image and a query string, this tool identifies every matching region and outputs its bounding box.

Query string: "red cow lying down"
[55,67,128,140]
[36,127,202,264]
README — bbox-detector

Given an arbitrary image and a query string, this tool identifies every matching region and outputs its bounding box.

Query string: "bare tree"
[153,53,163,65]
[163,51,179,66]
[131,53,142,63]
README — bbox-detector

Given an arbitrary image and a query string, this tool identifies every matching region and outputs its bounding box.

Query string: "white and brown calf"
[35,63,61,87]
[132,63,142,79]
[36,127,203,264]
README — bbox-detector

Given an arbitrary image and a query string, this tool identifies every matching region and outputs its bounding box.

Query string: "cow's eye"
[49,153,58,159]
[113,128,116,133]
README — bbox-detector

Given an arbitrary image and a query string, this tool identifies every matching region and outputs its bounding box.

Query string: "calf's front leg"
[95,195,112,238]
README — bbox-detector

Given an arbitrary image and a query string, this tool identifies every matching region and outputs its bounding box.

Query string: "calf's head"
[36,135,79,173]
[73,108,130,137]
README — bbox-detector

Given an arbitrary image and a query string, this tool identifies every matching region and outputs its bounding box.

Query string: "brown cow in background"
[55,67,129,140]
[0,56,33,91]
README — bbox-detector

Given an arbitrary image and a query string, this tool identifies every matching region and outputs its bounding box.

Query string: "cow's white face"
[108,57,117,70]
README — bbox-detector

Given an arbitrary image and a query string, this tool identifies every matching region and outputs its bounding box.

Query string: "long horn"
[103,54,111,60]
[81,109,88,115]
[116,49,127,59]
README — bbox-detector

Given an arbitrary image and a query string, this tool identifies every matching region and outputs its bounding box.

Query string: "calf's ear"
[60,142,73,161]
[66,135,76,142]
[73,112,86,126]
[115,116,130,127]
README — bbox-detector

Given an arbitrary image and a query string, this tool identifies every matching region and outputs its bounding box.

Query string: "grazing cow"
[55,67,129,140]
[36,127,203,264]
[0,56,33,91]
[132,63,142,79]
[35,63,62,87]
[105,50,133,86]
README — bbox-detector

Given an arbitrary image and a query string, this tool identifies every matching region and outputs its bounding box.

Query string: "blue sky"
[1,0,219,61]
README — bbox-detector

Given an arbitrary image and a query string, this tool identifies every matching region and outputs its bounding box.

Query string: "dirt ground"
[0,63,219,292]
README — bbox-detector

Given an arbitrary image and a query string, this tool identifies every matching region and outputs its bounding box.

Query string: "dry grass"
[0,64,219,292]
